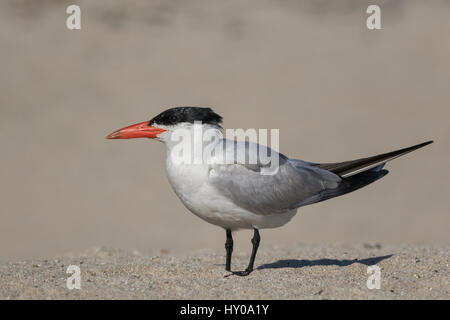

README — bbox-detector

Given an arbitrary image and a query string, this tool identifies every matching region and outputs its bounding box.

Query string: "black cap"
[149,106,223,126]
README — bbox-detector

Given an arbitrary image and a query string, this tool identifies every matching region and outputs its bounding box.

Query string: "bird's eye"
[169,115,177,122]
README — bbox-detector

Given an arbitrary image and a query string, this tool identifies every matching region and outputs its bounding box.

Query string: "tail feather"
[295,166,389,207]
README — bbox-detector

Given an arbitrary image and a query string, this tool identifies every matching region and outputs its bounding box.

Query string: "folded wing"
[208,140,432,215]
[208,141,342,215]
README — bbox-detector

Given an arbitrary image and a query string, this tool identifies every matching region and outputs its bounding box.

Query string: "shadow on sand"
[257,254,393,270]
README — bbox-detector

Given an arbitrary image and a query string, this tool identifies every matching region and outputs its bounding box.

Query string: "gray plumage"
[209,140,432,216]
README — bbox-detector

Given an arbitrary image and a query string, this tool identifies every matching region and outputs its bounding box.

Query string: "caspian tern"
[107,106,432,276]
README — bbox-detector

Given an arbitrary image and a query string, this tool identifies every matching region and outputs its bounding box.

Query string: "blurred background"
[0,0,449,260]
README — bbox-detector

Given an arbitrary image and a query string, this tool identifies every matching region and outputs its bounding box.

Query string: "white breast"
[165,157,296,230]
[160,124,297,230]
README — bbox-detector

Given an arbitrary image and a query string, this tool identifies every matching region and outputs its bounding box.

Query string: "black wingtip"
[420,140,433,146]
[314,140,434,177]
[370,140,434,163]
[409,140,433,151]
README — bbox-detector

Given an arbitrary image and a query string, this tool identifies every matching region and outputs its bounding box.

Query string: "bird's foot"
[224,268,253,277]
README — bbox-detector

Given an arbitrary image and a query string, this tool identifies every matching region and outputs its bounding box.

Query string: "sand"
[1,244,448,299]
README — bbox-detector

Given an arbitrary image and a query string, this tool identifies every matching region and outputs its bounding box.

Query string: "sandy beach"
[1,244,448,299]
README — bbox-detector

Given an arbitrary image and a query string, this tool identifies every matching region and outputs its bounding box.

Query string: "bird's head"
[106,106,223,142]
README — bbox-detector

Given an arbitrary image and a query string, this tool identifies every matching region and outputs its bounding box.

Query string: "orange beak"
[106,121,166,139]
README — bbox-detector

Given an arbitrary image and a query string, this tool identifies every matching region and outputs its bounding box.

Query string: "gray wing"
[208,141,342,215]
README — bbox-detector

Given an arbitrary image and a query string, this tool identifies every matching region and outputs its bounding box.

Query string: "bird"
[106,106,433,276]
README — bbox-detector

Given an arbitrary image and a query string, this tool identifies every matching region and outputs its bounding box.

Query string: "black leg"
[226,228,260,277]
[247,228,260,271]
[225,229,233,271]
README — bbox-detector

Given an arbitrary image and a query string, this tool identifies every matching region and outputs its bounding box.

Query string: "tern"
[107,106,432,276]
